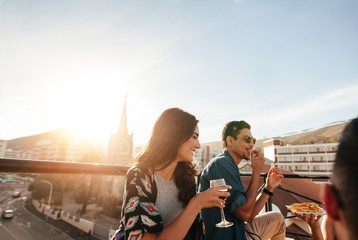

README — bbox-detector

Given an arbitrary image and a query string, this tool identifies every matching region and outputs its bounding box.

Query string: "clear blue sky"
[1,0,357,146]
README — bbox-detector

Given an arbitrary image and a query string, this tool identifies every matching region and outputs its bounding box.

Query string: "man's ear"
[323,184,341,221]
[226,136,233,146]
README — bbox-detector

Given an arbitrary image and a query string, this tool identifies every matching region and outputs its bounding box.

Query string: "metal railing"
[0,158,129,175]
[0,158,330,239]
[247,172,329,239]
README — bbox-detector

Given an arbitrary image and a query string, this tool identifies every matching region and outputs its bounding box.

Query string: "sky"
[1,0,357,147]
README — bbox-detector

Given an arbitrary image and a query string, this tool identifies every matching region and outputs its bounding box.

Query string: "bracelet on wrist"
[263,188,273,196]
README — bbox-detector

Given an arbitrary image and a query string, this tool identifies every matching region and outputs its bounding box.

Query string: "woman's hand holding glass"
[193,184,231,210]
[210,178,234,228]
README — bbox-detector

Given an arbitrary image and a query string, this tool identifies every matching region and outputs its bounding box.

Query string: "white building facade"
[5,148,33,159]
[264,139,337,178]
[194,146,220,170]
[5,130,93,162]
[32,139,88,162]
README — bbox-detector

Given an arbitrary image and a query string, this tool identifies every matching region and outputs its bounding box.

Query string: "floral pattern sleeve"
[122,167,163,239]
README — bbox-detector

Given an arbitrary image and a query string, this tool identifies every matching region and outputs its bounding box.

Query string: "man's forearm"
[234,172,261,221]
[244,171,261,205]
[247,192,270,222]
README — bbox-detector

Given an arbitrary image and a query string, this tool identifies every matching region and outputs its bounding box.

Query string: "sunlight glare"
[51,80,134,147]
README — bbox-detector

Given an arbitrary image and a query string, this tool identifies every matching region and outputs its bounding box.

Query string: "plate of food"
[286,202,326,216]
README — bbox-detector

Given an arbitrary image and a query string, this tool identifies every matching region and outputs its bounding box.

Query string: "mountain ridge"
[6,120,350,153]
[202,121,349,152]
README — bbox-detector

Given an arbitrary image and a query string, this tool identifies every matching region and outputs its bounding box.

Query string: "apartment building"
[194,146,220,170]
[5,129,93,162]
[5,148,33,159]
[32,139,88,162]
[264,139,337,179]
[5,139,89,162]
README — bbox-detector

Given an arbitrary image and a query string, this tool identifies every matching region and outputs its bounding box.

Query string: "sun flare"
[51,81,133,146]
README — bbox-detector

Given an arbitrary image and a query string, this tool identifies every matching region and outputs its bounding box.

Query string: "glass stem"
[220,206,226,223]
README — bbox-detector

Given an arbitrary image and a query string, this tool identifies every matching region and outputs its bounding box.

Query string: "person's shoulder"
[209,152,234,167]
[202,154,219,170]
[210,152,225,162]
[201,153,225,173]
[126,166,156,193]
[127,166,141,174]
[127,166,153,178]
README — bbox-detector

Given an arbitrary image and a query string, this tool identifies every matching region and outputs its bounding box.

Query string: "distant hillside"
[7,129,63,150]
[6,120,349,153]
[202,121,348,152]
[279,122,346,145]
[7,128,89,150]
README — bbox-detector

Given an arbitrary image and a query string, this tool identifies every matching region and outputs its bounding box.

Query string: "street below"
[0,181,69,240]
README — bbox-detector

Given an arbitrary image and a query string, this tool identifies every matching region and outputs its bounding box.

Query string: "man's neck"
[335,215,352,240]
[225,148,243,165]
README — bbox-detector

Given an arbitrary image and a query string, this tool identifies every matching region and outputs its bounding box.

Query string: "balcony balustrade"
[0,157,330,239]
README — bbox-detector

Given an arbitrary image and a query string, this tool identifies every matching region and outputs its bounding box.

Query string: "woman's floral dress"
[113,166,204,240]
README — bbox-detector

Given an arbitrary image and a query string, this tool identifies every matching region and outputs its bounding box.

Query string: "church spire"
[117,96,128,135]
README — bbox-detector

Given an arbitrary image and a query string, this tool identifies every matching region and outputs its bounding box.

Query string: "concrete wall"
[108,229,116,239]
[32,200,94,235]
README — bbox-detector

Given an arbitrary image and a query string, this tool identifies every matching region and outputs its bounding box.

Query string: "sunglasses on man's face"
[240,136,256,145]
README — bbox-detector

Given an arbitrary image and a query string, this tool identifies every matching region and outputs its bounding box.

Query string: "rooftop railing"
[242,171,329,239]
[0,158,129,175]
[0,157,330,239]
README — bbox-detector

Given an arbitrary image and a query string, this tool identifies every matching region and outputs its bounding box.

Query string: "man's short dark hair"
[333,117,358,238]
[222,121,251,148]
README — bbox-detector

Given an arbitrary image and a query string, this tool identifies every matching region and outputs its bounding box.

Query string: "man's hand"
[250,150,265,173]
[265,167,284,191]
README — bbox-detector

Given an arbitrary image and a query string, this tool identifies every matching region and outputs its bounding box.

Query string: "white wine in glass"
[210,178,234,228]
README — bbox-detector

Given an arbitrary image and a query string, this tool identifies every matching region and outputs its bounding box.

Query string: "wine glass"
[210,178,234,228]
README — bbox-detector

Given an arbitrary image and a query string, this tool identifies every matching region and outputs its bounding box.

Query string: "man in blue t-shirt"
[199,121,286,240]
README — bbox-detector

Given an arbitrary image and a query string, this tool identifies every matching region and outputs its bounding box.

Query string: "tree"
[97,192,122,218]
[73,148,106,215]
[29,172,76,206]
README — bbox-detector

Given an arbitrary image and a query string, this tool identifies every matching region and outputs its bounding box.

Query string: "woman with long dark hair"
[114,108,231,240]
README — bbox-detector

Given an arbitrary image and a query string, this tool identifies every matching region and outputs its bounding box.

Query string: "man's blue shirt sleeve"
[203,154,247,213]
[199,152,248,240]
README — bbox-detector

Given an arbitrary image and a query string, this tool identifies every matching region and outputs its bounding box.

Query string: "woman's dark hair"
[333,117,358,238]
[135,108,199,206]
[222,120,251,148]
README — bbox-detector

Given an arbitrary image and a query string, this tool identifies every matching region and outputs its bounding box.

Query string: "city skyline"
[1,0,357,146]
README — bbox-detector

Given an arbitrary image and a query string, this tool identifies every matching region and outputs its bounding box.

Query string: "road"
[0,181,69,240]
